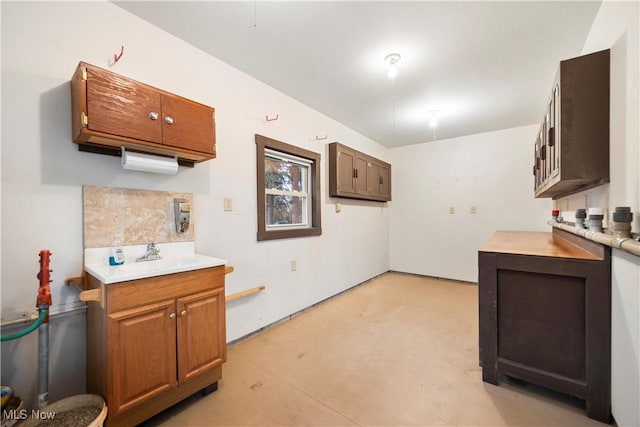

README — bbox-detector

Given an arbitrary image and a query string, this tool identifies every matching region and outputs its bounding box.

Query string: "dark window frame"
[256,134,322,241]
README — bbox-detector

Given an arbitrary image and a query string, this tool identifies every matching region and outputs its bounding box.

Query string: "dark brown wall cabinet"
[71,62,216,165]
[478,229,611,423]
[534,49,609,199]
[328,142,391,202]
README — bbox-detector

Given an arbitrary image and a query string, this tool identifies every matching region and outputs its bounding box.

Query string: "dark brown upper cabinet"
[328,142,391,202]
[533,49,609,199]
[71,62,216,165]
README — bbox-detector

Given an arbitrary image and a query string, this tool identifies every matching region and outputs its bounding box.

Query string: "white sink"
[84,242,227,284]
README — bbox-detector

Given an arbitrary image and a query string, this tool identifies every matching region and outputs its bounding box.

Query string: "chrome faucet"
[136,243,161,262]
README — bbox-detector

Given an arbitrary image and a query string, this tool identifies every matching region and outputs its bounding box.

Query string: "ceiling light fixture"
[429,110,439,127]
[428,110,439,141]
[385,53,401,79]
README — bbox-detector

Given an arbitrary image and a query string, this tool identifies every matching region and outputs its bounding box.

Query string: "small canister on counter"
[611,207,633,239]
[575,208,587,229]
[588,207,604,232]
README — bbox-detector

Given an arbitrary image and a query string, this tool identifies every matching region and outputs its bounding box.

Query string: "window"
[256,134,321,241]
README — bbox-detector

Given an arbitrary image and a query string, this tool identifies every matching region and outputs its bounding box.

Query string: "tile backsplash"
[83,185,194,248]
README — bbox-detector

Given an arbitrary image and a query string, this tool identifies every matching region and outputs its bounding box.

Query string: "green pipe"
[1,309,47,342]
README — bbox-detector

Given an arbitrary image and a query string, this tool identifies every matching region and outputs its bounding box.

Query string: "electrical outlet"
[335,203,342,213]
[224,197,233,212]
[470,206,477,214]
[291,260,297,272]
[449,207,455,214]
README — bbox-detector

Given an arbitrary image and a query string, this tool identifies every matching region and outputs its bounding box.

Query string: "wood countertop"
[479,230,603,260]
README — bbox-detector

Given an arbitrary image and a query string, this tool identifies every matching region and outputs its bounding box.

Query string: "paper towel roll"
[121,147,178,174]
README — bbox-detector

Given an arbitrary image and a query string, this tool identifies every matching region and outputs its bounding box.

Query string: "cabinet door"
[549,84,560,179]
[534,135,542,190]
[161,94,216,154]
[177,287,227,383]
[85,65,162,144]
[108,300,177,415]
[355,154,368,195]
[336,147,356,194]
[366,160,391,201]
[367,159,381,198]
[380,163,391,200]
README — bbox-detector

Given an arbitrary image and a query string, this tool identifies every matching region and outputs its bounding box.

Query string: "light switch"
[224,197,233,212]
[335,203,342,213]
[449,207,455,214]
[470,206,477,214]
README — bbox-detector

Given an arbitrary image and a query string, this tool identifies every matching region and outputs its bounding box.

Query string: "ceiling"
[114,1,601,148]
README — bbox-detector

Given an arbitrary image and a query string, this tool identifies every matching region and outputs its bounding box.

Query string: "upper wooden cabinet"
[71,62,216,164]
[533,49,609,199]
[328,142,391,202]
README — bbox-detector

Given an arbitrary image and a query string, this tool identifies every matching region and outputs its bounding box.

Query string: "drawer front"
[106,266,225,313]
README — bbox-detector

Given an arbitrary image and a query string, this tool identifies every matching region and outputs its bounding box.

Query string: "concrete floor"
[141,272,609,426]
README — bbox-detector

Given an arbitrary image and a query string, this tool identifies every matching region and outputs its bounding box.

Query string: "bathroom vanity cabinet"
[478,229,611,423]
[328,142,391,201]
[533,49,609,199]
[71,62,216,165]
[84,266,226,426]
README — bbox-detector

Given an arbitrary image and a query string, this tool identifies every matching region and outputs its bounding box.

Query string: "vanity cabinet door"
[108,299,177,415]
[177,287,227,383]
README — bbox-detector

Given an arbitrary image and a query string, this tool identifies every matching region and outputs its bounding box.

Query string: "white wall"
[554,1,639,425]
[389,125,551,283]
[0,1,389,410]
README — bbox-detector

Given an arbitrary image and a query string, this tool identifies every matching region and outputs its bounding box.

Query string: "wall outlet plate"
[224,197,233,212]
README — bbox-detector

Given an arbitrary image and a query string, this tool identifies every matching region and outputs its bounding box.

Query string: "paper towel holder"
[121,147,179,174]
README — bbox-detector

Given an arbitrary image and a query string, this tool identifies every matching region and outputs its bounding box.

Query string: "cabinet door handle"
[540,145,546,161]
[353,168,358,178]
[180,310,187,316]
[169,313,176,319]
[379,176,383,185]
[149,112,159,121]
[533,165,536,176]
[536,157,540,169]
[165,116,174,125]
[548,127,555,147]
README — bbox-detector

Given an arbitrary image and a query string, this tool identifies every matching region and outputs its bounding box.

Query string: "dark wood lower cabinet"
[478,229,611,423]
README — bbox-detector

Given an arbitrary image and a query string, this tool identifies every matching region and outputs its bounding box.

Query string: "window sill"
[257,226,322,241]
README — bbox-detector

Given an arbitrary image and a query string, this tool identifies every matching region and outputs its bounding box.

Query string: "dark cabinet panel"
[534,49,609,199]
[479,229,611,423]
[335,146,356,194]
[328,142,391,202]
[355,155,368,196]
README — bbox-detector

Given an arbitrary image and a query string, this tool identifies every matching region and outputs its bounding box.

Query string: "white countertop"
[84,242,227,284]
